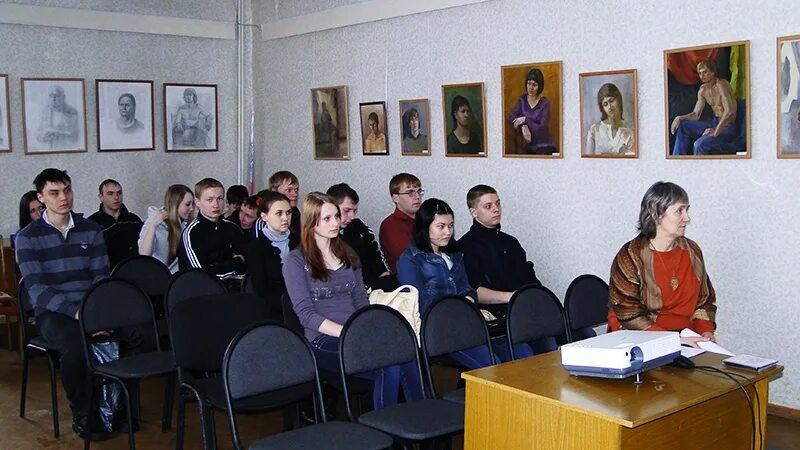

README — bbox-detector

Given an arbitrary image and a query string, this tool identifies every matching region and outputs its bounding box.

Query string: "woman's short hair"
[299,192,358,281]
[597,83,624,121]
[637,181,689,239]
[413,198,459,254]
[368,111,379,125]
[450,96,470,128]
[255,190,290,215]
[19,190,41,230]
[526,68,545,95]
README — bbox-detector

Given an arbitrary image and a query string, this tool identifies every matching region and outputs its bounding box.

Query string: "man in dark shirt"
[178,178,247,290]
[327,183,397,291]
[87,179,143,269]
[226,194,257,244]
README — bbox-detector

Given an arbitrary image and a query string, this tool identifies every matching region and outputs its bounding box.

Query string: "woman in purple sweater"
[283,192,422,409]
[508,68,557,155]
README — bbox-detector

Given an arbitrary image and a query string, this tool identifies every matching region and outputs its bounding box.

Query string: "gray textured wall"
[255,0,800,407]
[0,1,240,233]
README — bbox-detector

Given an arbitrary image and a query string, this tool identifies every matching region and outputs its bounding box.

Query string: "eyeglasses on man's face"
[396,188,425,198]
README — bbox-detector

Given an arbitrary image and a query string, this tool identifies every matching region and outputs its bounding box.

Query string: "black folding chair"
[506,284,568,361]
[564,274,609,342]
[163,269,226,322]
[240,273,255,294]
[421,296,495,404]
[339,305,464,448]
[169,293,302,450]
[222,321,393,450]
[79,278,176,449]
[113,256,172,344]
[17,278,61,438]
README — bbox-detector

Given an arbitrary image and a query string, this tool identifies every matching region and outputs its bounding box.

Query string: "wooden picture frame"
[579,69,639,158]
[21,77,87,155]
[442,82,487,157]
[664,40,750,159]
[163,83,218,152]
[311,85,350,160]
[359,101,389,155]
[399,98,431,156]
[778,34,800,158]
[96,79,155,152]
[0,74,10,152]
[501,61,563,158]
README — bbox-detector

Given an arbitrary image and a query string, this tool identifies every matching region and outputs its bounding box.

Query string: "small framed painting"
[96,79,155,151]
[21,77,87,154]
[399,98,431,156]
[442,82,487,157]
[359,101,389,155]
[311,85,350,160]
[0,74,10,152]
[778,34,800,158]
[164,83,218,152]
[579,69,638,158]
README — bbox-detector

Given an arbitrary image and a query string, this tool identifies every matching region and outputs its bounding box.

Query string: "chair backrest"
[165,268,227,315]
[240,273,255,294]
[422,295,495,361]
[169,293,269,372]
[564,274,609,337]
[112,255,171,298]
[223,321,325,448]
[506,284,567,357]
[281,292,303,334]
[16,278,37,344]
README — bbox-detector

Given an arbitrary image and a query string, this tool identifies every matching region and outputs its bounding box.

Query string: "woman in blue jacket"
[397,198,493,369]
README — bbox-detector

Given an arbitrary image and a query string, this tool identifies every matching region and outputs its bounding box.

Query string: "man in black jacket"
[327,183,397,291]
[178,178,247,290]
[87,179,143,269]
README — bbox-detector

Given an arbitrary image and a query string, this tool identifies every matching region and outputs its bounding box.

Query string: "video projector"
[561,330,681,379]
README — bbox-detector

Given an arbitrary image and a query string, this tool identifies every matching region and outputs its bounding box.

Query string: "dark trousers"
[36,311,156,420]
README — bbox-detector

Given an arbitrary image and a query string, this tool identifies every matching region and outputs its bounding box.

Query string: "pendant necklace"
[650,241,679,291]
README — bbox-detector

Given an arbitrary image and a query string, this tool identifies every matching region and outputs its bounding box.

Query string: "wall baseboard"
[768,403,800,421]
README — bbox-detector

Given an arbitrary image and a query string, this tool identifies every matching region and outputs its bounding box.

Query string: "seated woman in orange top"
[608,181,717,348]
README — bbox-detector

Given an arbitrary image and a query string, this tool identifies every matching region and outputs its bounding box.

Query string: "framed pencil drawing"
[778,34,800,158]
[501,61,562,158]
[442,82,487,157]
[359,101,388,155]
[0,74,10,152]
[664,40,750,159]
[311,85,350,160]
[164,83,218,152]
[399,98,430,156]
[96,79,155,152]
[579,69,638,158]
[21,77,87,154]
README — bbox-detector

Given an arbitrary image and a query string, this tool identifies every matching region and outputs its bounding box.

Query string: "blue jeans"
[672,117,736,155]
[449,336,558,369]
[311,335,423,409]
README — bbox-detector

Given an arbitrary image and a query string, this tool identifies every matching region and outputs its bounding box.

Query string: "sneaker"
[72,415,111,441]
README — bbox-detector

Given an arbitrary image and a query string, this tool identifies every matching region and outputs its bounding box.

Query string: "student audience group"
[12,167,717,441]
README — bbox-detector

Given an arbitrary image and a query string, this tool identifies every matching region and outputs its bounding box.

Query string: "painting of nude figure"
[664,40,750,159]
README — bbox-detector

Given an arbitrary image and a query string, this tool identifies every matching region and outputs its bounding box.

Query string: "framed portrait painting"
[579,69,638,158]
[359,101,388,155]
[501,61,562,158]
[21,77,87,154]
[96,79,154,152]
[399,98,430,156]
[311,85,350,160]
[0,74,10,152]
[778,34,800,158]
[164,83,218,152]
[664,40,750,159]
[441,82,487,157]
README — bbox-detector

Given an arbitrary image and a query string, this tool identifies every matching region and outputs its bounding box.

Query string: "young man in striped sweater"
[15,168,112,441]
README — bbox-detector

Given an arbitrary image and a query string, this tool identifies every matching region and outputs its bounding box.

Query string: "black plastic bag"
[91,342,122,432]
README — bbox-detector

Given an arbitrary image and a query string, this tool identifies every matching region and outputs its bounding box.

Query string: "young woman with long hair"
[138,184,194,273]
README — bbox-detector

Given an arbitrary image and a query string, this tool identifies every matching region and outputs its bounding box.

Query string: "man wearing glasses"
[379,173,424,273]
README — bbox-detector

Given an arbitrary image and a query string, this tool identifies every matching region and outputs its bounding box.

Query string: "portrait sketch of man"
[164,83,218,152]
[97,80,154,151]
[665,41,750,159]
[22,78,87,154]
[0,74,9,151]
[311,85,350,160]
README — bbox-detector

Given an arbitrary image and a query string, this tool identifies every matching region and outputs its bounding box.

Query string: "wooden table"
[462,350,782,450]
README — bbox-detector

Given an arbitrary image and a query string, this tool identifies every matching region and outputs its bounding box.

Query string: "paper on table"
[680,328,735,356]
[681,346,705,358]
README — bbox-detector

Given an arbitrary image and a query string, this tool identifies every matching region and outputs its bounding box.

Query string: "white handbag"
[368,285,421,344]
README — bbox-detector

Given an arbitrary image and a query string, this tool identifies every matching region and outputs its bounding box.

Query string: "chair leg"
[162,373,175,432]
[84,376,95,450]
[195,398,214,450]
[117,379,137,450]
[175,390,186,450]
[19,350,28,418]
[46,354,60,438]
[206,407,217,450]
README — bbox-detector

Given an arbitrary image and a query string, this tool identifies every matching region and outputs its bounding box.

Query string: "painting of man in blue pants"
[670,59,739,155]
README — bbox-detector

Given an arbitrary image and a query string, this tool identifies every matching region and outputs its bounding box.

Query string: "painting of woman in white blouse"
[580,70,638,158]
